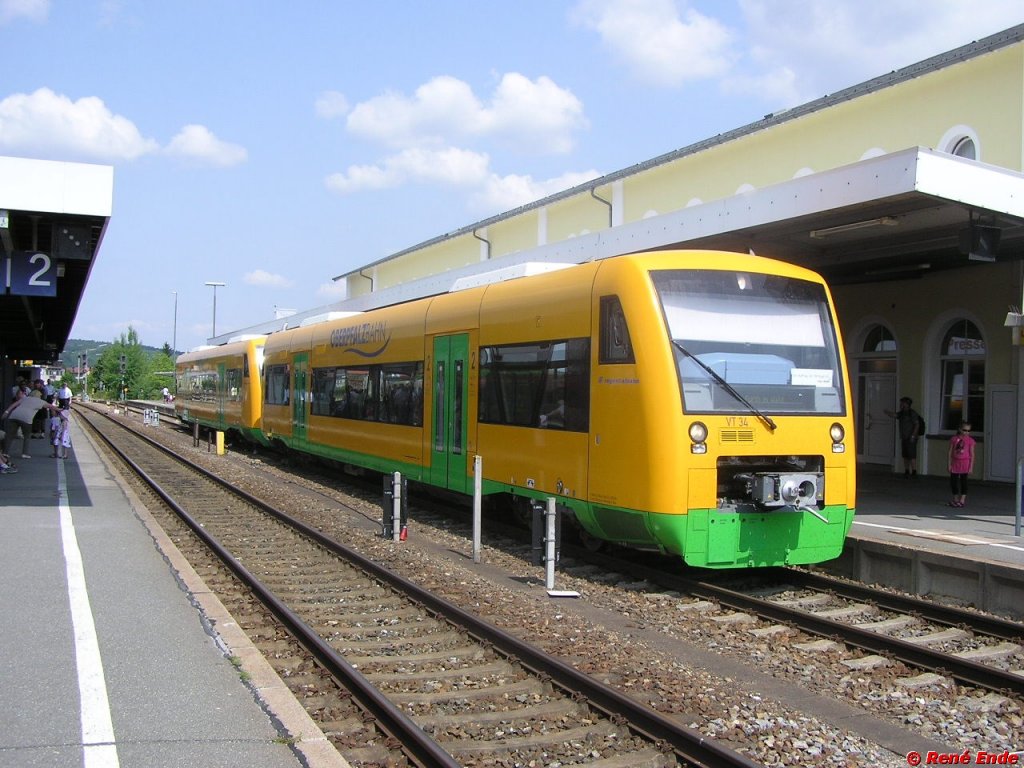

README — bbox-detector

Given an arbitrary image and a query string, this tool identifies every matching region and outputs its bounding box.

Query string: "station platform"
[2,409,1022,767]
[826,465,1024,618]
[0,417,347,768]
[852,464,1024,563]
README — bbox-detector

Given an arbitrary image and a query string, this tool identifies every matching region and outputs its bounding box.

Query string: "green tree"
[93,327,147,399]
[141,350,175,399]
[86,328,178,400]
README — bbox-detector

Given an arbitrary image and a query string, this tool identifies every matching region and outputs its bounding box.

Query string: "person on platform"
[886,396,923,477]
[2,392,65,460]
[947,421,976,508]
[57,381,73,408]
[52,404,72,459]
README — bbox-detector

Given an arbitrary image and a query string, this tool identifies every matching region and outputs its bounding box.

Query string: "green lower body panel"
[661,506,854,568]
[580,503,855,569]
[278,437,426,482]
[240,427,270,446]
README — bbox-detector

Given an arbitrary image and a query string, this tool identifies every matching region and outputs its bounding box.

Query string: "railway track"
[79,405,761,768]
[560,550,1024,698]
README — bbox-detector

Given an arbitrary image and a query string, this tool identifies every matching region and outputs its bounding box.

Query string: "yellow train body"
[174,336,267,442]
[193,250,856,567]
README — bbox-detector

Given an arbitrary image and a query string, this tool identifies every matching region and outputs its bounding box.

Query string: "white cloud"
[471,169,601,214]
[0,88,247,167]
[571,0,733,87]
[486,73,588,153]
[316,281,348,300]
[345,73,586,154]
[721,64,799,109]
[326,71,592,207]
[0,0,48,24]
[326,146,490,193]
[315,90,350,119]
[572,0,1024,107]
[0,87,159,161]
[244,269,293,288]
[165,124,248,167]
[735,0,1024,106]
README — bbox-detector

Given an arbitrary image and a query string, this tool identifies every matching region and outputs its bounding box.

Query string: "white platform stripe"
[57,459,120,767]
[853,519,1024,553]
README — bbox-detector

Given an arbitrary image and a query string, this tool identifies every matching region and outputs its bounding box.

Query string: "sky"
[2,0,1023,354]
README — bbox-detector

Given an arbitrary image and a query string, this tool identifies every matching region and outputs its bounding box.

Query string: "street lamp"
[204,281,225,338]
[172,290,178,356]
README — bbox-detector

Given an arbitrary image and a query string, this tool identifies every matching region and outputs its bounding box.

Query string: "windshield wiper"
[672,340,778,432]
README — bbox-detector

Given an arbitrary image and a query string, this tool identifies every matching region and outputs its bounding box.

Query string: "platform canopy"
[0,157,113,362]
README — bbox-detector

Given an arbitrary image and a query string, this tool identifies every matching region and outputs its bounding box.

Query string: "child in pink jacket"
[947,422,976,507]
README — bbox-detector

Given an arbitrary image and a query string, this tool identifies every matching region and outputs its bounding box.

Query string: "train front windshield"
[652,269,845,415]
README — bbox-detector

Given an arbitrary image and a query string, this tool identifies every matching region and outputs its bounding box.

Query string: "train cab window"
[652,269,845,415]
[599,296,635,364]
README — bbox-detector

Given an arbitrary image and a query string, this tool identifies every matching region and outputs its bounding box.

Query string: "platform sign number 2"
[3,251,57,297]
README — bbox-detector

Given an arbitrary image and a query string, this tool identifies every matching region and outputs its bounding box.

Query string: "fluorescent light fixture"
[863,262,930,277]
[810,216,898,238]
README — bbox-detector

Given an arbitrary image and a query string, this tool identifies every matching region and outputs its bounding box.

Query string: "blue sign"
[5,252,57,297]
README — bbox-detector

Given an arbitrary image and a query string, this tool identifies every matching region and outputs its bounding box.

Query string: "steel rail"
[681,576,1024,696]
[780,568,1024,642]
[87,407,763,768]
[561,541,1024,697]
[83,412,461,768]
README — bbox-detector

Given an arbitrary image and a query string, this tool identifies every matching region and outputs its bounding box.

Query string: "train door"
[292,353,308,443]
[217,362,227,427]
[429,334,470,493]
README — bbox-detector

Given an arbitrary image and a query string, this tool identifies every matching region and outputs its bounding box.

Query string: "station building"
[230,23,1024,482]
[6,26,1024,484]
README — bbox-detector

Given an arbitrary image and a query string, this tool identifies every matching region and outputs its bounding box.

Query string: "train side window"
[600,296,634,364]
[311,362,422,423]
[226,368,242,401]
[264,364,290,405]
[311,367,336,416]
[381,362,423,425]
[479,338,590,431]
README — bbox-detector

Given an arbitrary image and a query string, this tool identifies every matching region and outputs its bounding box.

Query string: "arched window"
[940,320,985,431]
[863,325,896,353]
[952,136,977,160]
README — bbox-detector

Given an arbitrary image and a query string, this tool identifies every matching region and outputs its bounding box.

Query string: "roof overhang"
[221,147,1024,342]
[0,157,113,362]
[645,146,1024,284]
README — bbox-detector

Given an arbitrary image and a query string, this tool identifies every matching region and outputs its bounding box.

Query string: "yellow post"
[215,431,225,455]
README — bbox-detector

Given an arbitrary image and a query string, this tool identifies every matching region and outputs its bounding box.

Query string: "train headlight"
[830,422,845,453]
[689,421,708,454]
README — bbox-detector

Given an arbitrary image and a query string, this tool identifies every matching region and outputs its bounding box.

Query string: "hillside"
[62,339,177,365]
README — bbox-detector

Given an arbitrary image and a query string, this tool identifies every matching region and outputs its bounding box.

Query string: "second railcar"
[174,335,268,444]
[261,250,855,568]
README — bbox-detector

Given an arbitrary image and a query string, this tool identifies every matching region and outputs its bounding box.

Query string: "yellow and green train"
[174,336,268,445]
[176,250,856,568]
